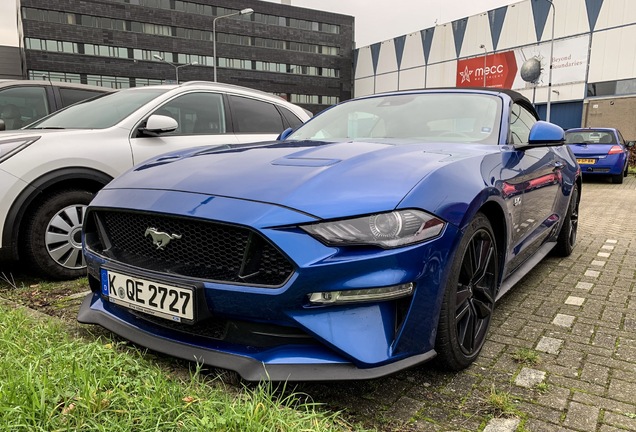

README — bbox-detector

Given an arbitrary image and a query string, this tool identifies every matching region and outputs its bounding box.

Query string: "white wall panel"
[524,82,586,103]
[498,2,537,50]
[515,87,535,102]
[538,0,588,41]
[589,26,636,82]
[354,77,375,97]
[595,0,636,30]
[399,67,426,90]
[460,12,492,58]
[401,32,425,69]
[354,0,636,100]
[556,0,588,36]
[427,24,456,64]
[354,46,374,79]
[426,61,457,88]
[376,40,398,75]
[375,72,399,93]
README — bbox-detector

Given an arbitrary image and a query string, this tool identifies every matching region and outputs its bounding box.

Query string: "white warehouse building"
[353,0,636,136]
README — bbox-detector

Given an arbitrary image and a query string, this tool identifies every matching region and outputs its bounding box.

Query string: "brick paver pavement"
[298,176,636,431]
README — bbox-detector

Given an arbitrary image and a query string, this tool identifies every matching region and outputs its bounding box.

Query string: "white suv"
[0,81,311,279]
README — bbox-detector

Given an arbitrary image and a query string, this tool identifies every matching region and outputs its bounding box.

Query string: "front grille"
[86,210,294,287]
[129,309,228,339]
[128,309,314,348]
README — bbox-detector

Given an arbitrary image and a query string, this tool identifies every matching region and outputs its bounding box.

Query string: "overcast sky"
[262,0,521,47]
[0,0,19,45]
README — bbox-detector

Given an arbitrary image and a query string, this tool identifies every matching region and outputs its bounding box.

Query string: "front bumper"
[79,188,459,380]
[78,292,436,381]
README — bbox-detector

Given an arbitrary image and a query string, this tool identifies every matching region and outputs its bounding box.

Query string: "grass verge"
[0,304,360,432]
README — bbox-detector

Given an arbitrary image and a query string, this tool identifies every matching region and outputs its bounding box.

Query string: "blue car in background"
[78,89,581,381]
[565,127,633,184]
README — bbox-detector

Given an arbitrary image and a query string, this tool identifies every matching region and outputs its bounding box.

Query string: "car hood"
[106,140,491,219]
[0,128,99,140]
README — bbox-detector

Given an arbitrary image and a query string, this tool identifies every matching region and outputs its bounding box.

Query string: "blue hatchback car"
[565,127,633,184]
[79,89,581,381]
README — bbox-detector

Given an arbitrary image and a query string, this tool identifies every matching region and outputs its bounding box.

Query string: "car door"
[128,91,240,165]
[507,103,564,271]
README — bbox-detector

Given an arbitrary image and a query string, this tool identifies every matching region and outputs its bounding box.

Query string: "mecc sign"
[456,51,518,89]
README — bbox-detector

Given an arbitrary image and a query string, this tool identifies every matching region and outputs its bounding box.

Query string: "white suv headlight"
[300,209,445,248]
[0,137,40,163]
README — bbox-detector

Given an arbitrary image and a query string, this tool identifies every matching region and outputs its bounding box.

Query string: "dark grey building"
[16,0,354,113]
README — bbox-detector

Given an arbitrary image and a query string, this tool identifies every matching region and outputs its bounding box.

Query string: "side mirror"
[626,141,635,148]
[140,114,178,136]
[277,127,293,141]
[0,119,5,131]
[515,121,564,150]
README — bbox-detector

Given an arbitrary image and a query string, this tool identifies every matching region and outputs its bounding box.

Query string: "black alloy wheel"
[553,183,579,257]
[435,213,498,371]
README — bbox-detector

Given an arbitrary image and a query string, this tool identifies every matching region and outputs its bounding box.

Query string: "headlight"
[300,209,445,248]
[0,137,40,163]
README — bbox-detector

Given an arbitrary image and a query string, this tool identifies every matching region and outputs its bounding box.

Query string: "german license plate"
[577,158,596,165]
[101,269,194,322]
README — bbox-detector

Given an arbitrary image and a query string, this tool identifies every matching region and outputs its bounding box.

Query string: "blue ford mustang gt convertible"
[79,88,581,381]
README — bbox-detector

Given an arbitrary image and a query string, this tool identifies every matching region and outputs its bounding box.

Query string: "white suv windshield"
[28,88,169,129]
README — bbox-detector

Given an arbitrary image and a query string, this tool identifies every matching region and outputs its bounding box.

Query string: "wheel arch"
[475,200,508,287]
[3,167,113,260]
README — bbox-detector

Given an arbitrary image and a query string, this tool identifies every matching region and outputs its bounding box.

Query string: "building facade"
[354,0,636,137]
[7,0,354,114]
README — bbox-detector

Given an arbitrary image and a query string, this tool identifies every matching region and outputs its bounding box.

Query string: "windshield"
[288,93,502,144]
[565,130,616,144]
[27,88,169,129]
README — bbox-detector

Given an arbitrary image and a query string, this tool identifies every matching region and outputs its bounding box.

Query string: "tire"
[23,189,94,280]
[553,183,579,257]
[612,174,624,184]
[434,212,498,371]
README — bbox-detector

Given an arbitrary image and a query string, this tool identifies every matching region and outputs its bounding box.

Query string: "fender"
[2,167,113,260]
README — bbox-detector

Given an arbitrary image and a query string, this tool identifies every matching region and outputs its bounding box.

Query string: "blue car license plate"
[101,269,194,322]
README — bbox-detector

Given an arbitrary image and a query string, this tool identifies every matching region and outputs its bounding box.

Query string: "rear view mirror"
[140,114,178,136]
[528,121,565,145]
[277,127,293,141]
[514,121,565,150]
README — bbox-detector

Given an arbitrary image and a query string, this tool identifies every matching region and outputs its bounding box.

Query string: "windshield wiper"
[28,127,66,130]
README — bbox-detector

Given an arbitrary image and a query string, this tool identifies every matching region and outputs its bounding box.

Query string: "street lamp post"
[213,8,254,82]
[479,44,487,87]
[545,0,556,122]
[153,55,198,83]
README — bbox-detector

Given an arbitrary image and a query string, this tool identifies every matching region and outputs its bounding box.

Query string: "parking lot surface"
[294,176,636,431]
[1,176,634,431]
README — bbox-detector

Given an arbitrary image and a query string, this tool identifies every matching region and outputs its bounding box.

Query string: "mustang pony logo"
[144,227,182,249]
